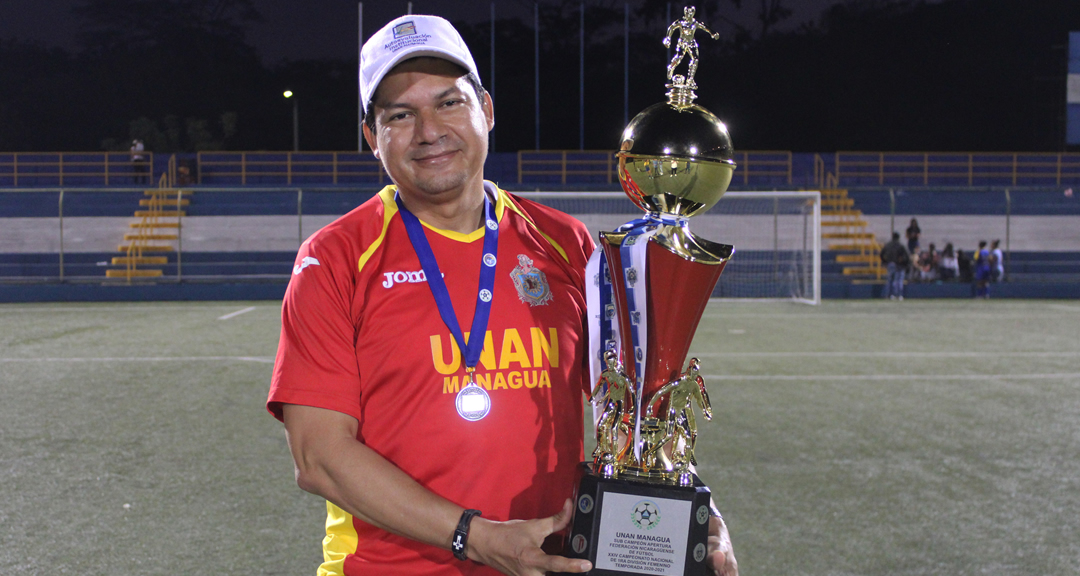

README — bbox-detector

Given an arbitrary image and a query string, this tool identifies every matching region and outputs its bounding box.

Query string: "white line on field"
[0,356,274,363]
[694,351,1080,358]
[701,312,1077,319]
[0,304,282,314]
[218,306,256,320]
[703,372,1080,381]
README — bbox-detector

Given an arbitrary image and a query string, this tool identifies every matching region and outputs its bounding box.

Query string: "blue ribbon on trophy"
[585,212,691,460]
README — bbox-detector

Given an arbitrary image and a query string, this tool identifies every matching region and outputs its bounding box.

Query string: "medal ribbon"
[395,192,499,377]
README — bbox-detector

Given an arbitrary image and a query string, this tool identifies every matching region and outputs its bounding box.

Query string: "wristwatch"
[451,509,482,561]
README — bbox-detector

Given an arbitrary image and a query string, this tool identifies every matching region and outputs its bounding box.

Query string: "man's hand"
[467,499,592,576]
[706,514,738,576]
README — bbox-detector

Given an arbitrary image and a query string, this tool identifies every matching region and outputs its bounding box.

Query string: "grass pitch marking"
[0,304,275,313]
[0,355,275,363]
[218,306,257,320]
[704,372,1080,381]
[696,351,1080,358]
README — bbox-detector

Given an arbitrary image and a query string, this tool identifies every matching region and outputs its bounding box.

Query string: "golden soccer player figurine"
[647,358,713,483]
[589,350,635,477]
[662,6,720,90]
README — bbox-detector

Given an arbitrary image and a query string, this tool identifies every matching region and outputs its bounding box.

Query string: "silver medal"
[455,371,491,421]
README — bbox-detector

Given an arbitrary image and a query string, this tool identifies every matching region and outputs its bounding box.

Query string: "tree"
[73,0,261,54]
[72,0,273,152]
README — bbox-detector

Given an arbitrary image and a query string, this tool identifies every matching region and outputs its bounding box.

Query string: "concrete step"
[139,198,190,207]
[821,209,864,217]
[829,242,880,251]
[111,256,168,265]
[123,233,178,241]
[843,266,884,276]
[822,220,869,227]
[106,269,164,278]
[134,210,185,217]
[117,244,175,252]
[836,254,879,263]
[823,232,876,239]
[129,222,180,228]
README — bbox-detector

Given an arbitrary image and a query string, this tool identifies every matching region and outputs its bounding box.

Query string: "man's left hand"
[706,515,738,576]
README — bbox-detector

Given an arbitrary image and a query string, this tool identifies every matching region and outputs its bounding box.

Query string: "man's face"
[364,58,493,204]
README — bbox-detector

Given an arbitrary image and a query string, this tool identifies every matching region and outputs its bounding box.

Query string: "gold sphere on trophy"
[616,5,736,219]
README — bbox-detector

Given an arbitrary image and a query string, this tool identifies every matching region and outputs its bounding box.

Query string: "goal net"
[515,190,821,304]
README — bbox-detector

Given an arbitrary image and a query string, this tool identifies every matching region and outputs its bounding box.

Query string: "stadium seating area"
[2,151,1078,301]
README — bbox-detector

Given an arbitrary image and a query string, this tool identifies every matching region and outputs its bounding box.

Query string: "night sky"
[2,0,1070,152]
[1,0,859,64]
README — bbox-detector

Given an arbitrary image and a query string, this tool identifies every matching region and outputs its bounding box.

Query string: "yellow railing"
[517,150,616,184]
[10,150,1080,188]
[517,150,792,185]
[829,151,1080,186]
[0,152,154,186]
[195,151,387,185]
[814,154,839,188]
[732,150,792,185]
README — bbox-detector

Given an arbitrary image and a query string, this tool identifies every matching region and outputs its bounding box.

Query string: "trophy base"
[557,462,712,576]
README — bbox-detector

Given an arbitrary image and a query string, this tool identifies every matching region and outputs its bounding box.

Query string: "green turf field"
[1,300,1078,575]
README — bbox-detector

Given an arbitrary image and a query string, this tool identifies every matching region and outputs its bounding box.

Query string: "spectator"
[880,231,910,300]
[990,239,1004,282]
[957,249,973,283]
[130,139,149,184]
[974,240,991,298]
[939,243,959,281]
[918,242,939,282]
[177,165,193,185]
[905,217,921,254]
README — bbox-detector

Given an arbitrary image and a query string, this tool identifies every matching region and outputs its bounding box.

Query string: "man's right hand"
[467,498,592,576]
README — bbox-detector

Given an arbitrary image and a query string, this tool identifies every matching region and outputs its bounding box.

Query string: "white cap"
[359,14,480,117]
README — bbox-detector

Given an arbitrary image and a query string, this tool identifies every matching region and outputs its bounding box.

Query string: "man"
[130,138,148,184]
[974,240,991,298]
[880,231,909,300]
[990,239,1004,282]
[267,14,737,576]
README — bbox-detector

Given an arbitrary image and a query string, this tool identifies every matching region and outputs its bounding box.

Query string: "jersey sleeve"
[267,233,365,424]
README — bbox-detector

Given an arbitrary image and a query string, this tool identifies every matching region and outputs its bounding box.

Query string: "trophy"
[560,7,735,575]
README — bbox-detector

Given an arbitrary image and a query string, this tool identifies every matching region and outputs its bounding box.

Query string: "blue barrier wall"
[846,187,1080,215]
[2,186,1078,218]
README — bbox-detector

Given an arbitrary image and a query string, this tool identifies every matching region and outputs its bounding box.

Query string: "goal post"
[514,190,822,304]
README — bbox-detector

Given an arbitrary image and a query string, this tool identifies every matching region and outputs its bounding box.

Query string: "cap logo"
[392,21,417,38]
[383,22,432,53]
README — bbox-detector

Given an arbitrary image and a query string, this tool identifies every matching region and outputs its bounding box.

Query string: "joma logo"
[382,270,428,288]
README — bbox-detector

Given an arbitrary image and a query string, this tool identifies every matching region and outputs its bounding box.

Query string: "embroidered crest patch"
[511,254,553,306]
[392,21,417,38]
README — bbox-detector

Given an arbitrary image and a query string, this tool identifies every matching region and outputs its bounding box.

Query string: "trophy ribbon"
[586,212,691,459]
[395,191,500,421]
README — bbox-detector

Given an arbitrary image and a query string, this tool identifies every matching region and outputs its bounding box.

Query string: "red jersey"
[268,184,595,576]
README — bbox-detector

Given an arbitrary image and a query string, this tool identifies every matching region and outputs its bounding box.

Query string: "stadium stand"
[2,151,1079,301]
